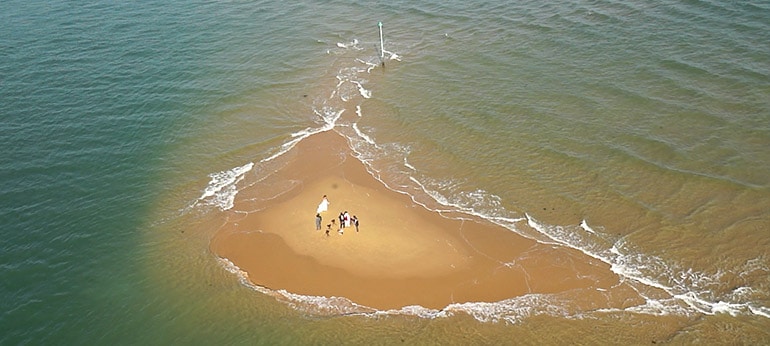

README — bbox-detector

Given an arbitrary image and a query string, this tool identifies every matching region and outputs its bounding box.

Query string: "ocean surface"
[2,0,769,343]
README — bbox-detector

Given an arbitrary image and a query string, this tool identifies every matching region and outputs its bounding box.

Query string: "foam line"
[525,214,769,318]
[194,162,254,210]
[335,38,359,49]
[352,123,375,145]
[352,81,371,99]
[580,219,595,234]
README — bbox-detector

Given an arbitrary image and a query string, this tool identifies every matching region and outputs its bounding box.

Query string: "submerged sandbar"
[211,130,619,310]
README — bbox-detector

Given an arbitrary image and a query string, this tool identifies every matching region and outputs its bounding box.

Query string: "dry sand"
[211,130,619,310]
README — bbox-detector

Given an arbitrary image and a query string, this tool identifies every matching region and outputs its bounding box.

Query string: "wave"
[192,162,254,211]
[198,34,770,322]
[218,257,580,324]
[526,214,770,318]
[336,38,361,50]
[220,250,766,324]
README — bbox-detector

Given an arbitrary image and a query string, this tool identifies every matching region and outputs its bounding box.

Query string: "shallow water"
[1,0,768,343]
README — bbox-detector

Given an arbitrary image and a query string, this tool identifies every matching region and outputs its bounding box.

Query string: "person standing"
[353,215,359,232]
[338,212,345,234]
[344,211,351,228]
[315,213,322,230]
[317,195,330,214]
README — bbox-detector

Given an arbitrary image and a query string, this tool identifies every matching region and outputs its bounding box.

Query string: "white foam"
[278,290,375,316]
[352,123,375,145]
[218,257,375,316]
[264,130,311,162]
[580,219,595,234]
[195,162,254,210]
[749,305,770,318]
[336,38,359,49]
[403,159,416,171]
[622,297,692,316]
[193,123,339,213]
[383,49,401,61]
[445,294,569,324]
[351,80,371,99]
[524,214,770,319]
[380,305,448,319]
[218,257,269,295]
[217,255,587,323]
[356,58,379,73]
[313,107,344,128]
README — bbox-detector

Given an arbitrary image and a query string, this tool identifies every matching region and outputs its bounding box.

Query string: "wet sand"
[211,130,620,310]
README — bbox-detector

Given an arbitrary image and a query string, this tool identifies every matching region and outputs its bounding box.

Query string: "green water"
[2,0,768,343]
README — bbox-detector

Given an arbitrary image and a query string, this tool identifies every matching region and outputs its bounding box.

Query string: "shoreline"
[210,130,620,310]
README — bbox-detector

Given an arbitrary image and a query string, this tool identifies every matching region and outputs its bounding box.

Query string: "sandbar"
[210,130,618,310]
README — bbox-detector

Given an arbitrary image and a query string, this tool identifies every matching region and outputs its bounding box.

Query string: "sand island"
[211,130,620,310]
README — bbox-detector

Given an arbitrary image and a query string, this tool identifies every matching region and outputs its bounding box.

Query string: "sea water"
[2,0,768,343]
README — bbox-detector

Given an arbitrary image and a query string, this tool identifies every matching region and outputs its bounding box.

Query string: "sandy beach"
[211,130,620,310]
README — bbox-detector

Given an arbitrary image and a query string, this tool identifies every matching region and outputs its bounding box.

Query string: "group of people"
[314,195,359,236]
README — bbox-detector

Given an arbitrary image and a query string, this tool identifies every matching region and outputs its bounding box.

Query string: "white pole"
[378,21,384,59]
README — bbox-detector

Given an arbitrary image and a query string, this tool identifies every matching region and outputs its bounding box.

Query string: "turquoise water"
[2,0,769,343]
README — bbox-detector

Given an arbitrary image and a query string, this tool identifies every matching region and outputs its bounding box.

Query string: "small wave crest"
[193,162,254,210]
[336,38,360,50]
[193,125,332,212]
